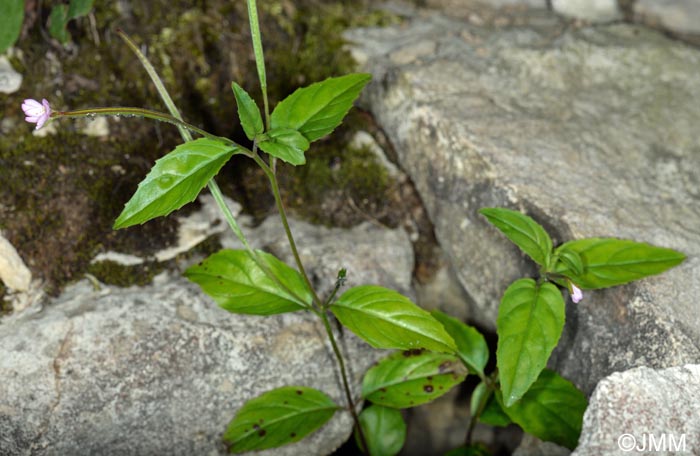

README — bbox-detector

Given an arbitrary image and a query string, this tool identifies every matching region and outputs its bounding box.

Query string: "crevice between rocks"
[31,323,74,452]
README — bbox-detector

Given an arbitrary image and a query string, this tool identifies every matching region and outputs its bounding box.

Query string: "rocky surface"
[634,0,700,35]
[0,277,368,455]
[347,3,700,397]
[0,197,413,455]
[551,0,621,22]
[0,56,22,94]
[573,364,700,455]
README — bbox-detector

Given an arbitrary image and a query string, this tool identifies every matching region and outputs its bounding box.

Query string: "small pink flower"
[21,98,52,130]
[570,282,583,303]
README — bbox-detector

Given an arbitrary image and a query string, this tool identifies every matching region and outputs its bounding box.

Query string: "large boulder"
[574,364,700,455]
[346,5,700,397]
[0,205,413,454]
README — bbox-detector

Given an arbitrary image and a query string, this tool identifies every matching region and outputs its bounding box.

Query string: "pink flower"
[570,282,583,303]
[21,98,52,130]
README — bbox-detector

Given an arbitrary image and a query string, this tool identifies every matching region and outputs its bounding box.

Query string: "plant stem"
[466,372,498,446]
[246,0,271,130]
[116,29,190,140]
[319,311,370,454]
[55,107,234,146]
[251,153,323,308]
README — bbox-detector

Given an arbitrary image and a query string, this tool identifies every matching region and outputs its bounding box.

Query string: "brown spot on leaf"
[423,385,434,393]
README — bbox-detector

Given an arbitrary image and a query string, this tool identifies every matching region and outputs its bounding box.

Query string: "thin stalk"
[246,0,271,129]
[117,29,189,139]
[319,312,370,454]
[466,372,499,446]
[251,153,322,308]
[55,107,234,146]
[323,270,347,309]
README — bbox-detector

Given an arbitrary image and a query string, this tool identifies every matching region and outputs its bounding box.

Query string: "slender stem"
[251,153,322,308]
[323,269,347,309]
[116,29,190,140]
[246,0,271,130]
[55,107,235,146]
[466,372,499,446]
[319,312,370,454]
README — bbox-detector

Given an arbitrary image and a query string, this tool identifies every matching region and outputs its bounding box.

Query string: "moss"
[87,260,163,288]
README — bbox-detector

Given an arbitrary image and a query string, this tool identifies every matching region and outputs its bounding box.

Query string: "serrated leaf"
[257,128,310,165]
[497,279,565,407]
[0,0,24,54]
[67,0,94,19]
[356,405,406,456]
[498,369,586,450]
[271,73,371,142]
[223,386,339,453]
[479,208,553,267]
[49,5,70,44]
[185,249,312,315]
[431,310,488,377]
[554,238,685,289]
[231,82,264,140]
[363,350,467,408]
[113,138,237,229]
[471,382,511,427]
[331,285,457,353]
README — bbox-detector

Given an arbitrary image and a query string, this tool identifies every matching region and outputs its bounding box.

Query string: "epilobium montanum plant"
[22,2,685,454]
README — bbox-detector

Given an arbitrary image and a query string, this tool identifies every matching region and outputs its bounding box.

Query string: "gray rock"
[0,56,22,94]
[573,364,700,455]
[514,435,569,456]
[346,8,700,396]
[551,0,621,22]
[0,205,413,454]
[0,232,31,292]
[635,0,700,35]
[0,275,379,455]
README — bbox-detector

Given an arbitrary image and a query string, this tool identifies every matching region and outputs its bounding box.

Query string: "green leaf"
[331,285,457,353]
[363,350,467,409]
[497,279,565,407]
[499,369,587,450]
[479,208,553,267]
[557,248,583,277]
[356,405,406,456]
[0,0,24,54]
[554,238,685,289]
[113,138,237,229]
[223,386,339,453]
[67,0,94,19]
[257,128,310,165]
[231,82,264,140]
[49,5,70,44]
[470,382,511,427]
[431,310,488,377]
[185,249,312,315]
[270,73,372,142]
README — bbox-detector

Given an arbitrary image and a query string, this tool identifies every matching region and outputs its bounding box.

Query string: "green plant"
[49,0,95,44]
[0,0,94,54]
[21,1,685,454]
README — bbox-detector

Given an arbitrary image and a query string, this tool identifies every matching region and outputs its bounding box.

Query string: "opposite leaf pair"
[480,207,685,409]
[233,73,371,165]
